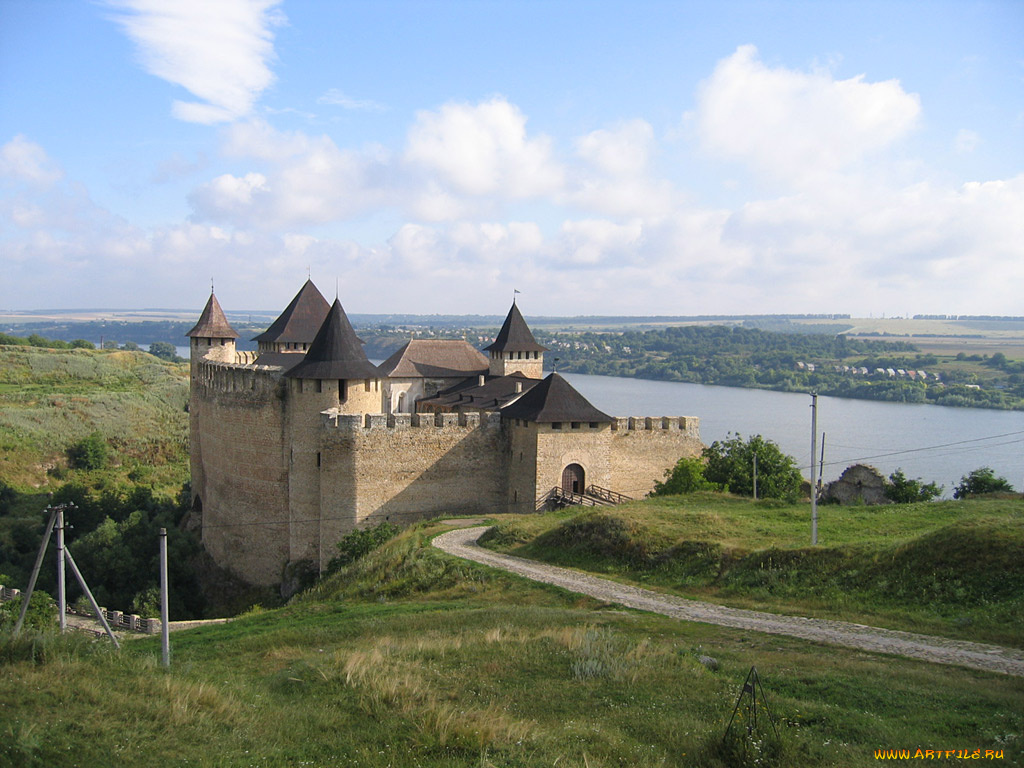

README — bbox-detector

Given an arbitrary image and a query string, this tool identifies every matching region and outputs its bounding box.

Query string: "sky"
[1,0,1022,317]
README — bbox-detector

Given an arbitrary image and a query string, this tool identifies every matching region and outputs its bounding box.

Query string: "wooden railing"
[541,485,632,510]
[584,484,633,505]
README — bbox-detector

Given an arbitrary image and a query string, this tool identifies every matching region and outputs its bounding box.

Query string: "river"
[561,371,1024,494]
[177,345,1022,493]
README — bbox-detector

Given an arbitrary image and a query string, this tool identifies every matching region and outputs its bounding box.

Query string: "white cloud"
[694,45,921,186]
[554,219,645,267]
[404,97,563,198]
[105,0,284,124]
[189,129,390,227]
[575,120,654,177]
[0,135,64,186]
[317,89,387,112]
[955,129,980,154]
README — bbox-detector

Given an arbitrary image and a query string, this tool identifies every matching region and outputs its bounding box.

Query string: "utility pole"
[160,528,170,668]
[810,393,818,545]
[13,500,119,648]
[57,506,67,631]
[14,504,60,636]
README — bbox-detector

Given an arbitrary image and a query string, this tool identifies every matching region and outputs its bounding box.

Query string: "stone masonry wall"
[316,411,508,571]
[609,417,703,499]
[192,361,290,585]
[534,423,612,501]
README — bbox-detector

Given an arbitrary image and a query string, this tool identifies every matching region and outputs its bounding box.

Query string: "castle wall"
[191,360,290,585]
[535,423,612,500]
[508,422,540,513]
[609,417,703,498]
[316,411,509,572]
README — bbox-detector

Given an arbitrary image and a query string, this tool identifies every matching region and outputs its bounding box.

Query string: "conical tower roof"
[285,299,379,380]
[253,279,330,344]
[186,292,239,339]
[499,373,611,423]
[483,302,548,353]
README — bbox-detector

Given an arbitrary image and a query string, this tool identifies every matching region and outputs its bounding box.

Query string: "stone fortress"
[187,280,702,585]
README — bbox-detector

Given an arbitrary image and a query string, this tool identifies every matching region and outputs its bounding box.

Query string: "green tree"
[148,341,179,361]
[701,433,803,500]
[650,456,714,496]
[953,467,1015,499]
[67,432,109,471]
[883,468,942,503]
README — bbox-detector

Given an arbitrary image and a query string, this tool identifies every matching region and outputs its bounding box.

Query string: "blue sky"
[1,0,1021,316]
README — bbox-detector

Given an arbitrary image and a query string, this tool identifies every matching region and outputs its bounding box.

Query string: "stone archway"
[561,463,585,495]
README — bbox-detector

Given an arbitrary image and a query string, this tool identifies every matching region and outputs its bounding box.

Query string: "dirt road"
[433,526,1024,677]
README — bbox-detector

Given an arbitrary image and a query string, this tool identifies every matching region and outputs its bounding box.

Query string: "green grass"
[0,345,188,490]
[479,494,1024,647]
[2,521,1022,767]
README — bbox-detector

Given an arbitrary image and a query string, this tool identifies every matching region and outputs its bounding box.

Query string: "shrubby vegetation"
[0,341,201,619]
[953,467,1015,499]
[66,432,110,471]
[652,434,803,501]
[326,521,400,575]
[883,468,943,503]
[0,582,56,632]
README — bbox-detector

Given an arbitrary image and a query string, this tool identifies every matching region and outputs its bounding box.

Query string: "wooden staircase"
[542,484,633,510]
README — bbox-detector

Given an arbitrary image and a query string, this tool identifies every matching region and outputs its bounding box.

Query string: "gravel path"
[434,526,1024,677]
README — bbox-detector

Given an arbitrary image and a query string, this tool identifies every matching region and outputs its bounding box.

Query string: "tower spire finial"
[513,288,520,304]
[211,278,215,295]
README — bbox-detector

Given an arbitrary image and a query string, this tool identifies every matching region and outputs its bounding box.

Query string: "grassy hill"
[480,494,1024,647]
[3,514,1023,767]
[0,345,189,494]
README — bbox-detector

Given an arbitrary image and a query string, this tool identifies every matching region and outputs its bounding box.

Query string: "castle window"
[364,380,371,392]
[551,422,562,430]
[316,452,321,468]
[315,379,322,393]
[339,380,346,401]
[571,422,580,429]
[589,422,599,429]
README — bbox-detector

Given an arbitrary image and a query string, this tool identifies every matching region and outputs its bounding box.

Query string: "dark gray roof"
[285,299,380,380]
[483,303,548,353]
[186,292,239,339]
[499,373,612,423]
[418,372,538,411]
[378,339,488,379]
[253,280,330,344]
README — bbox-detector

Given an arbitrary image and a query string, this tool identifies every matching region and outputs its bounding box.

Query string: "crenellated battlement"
[321,409,503,431]
[193,358,282,397]
[611,416,700,438]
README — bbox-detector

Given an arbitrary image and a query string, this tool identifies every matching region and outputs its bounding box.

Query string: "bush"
[953,467,1015,499]
[326,521,400,574]
[702,434,803,500]
[66,432,109,470]
[0,589,57,632]
[884,468,942,503]
[651,456,715,496]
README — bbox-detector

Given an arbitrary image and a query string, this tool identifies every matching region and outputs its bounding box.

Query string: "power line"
[798,430,1024,472]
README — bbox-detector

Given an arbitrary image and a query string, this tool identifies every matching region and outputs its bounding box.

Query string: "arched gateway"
[561,463,585,495]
